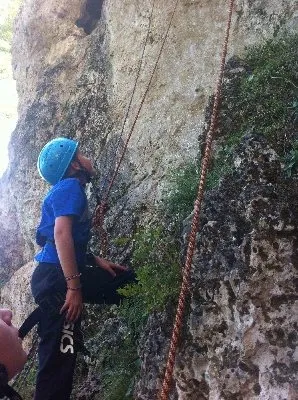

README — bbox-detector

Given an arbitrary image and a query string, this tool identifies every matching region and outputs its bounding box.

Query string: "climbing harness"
[93,0,179,257]
[12,308,41,393]
[18,307,42,340]
[158,1,235,398]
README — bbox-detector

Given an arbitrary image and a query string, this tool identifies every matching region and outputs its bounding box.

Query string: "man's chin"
[91,168,97,177]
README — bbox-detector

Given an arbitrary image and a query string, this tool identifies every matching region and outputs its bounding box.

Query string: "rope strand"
[158,1,235,398]
[96,0,156,203]
[94,0,179,256]
[105,0,179,202]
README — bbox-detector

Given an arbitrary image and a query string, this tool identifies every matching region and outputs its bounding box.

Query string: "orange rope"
[158,1,235,399]
[95,202,109,257]
[94,0,179,256]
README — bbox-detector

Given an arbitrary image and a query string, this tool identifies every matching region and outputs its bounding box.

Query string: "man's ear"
[70,159,81,172]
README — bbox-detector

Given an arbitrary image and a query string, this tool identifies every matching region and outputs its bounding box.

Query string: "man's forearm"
[54,231,81,288]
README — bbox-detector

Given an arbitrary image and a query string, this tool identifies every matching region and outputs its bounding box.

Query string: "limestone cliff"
[136,135,298,399]
[0,1,297,399]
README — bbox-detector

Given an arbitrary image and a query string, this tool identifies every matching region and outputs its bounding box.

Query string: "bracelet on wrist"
[65,272,82,281]
[67,285,82,291]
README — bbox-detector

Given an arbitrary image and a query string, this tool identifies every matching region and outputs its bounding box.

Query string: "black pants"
[31,263,136,400]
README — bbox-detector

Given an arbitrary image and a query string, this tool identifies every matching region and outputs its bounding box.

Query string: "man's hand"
[94,256,127,278]
[60,290,83,322]
[0,309,12,325]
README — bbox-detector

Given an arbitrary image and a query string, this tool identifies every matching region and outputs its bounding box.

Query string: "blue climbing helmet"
[37,137,79,185]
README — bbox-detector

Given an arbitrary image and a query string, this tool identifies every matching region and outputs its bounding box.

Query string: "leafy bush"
[12,353,37,400]
[220,34,298,152]
[118,225,181,325]
[111,226,181,396]
[80,225,181,400]
[164,34,298,223]
[100,336,138,400]
[0,0,22,47]
[163,163,199,223]
[163,149,233,224]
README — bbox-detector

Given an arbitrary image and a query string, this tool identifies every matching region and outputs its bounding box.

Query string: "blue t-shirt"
[35,178,91,266]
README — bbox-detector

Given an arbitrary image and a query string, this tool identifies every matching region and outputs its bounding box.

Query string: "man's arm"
[54,216,83,322]
[54,216,80,283]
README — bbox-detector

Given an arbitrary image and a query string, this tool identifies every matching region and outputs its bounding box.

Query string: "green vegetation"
[0,0,22,80]
[110,224,181,339]
[164,34,298,223]
[99,335,139,400]
[112,236,131,247]
[104,225,180,398]
[74,324,138,400]
[164,163,199,223]
[119,225,181,320]
[221,34,297,151]
[78,224,181,399]
[13,349,37,400]
[163,148,234,223]
[0,0,22,48]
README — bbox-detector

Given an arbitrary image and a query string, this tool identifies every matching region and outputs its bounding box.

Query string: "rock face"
[1,0,297,272]
[178,136,298,399]
[135,135,298,400]
[0,262,36,350]
[0,177,27,283]
[0,1,297,399]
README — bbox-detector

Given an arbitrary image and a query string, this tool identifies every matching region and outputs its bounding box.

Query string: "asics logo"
[60,321,75,354]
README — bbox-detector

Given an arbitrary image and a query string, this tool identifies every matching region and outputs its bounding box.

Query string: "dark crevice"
[76,0,104,35]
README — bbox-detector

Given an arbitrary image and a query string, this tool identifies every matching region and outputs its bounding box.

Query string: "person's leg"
[31,264,80,400]
[81,267,136,305]
[34,308,80,400]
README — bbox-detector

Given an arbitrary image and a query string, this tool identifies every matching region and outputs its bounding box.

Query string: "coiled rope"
[158,1,235,398]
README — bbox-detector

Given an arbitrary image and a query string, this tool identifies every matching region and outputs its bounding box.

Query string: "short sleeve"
[49,179,86,218]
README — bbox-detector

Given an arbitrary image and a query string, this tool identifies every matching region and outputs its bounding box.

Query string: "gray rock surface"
[0,1,297,399]
[179,135,298,400]
[135,135,298,399]
[0,262,36,350]
[1,0,297,272]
